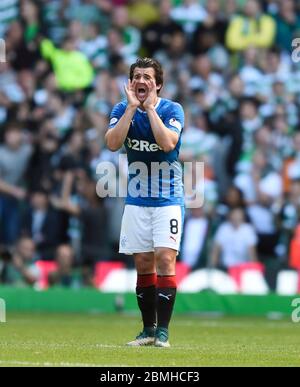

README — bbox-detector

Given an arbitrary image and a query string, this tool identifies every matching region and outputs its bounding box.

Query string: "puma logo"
[158,293,172,301]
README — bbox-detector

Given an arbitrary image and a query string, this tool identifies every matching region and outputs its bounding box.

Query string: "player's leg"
[152,206,183,347]
[126,252,157,346]
[119,205,157,346]
[155,247,177,348]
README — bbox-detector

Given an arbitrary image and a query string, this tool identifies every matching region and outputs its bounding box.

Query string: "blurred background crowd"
[1,0,300,290]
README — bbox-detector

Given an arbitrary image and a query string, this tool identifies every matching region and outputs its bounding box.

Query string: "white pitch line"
[0,360,129,367]
[0,342,200,352]
[0,343,126,350]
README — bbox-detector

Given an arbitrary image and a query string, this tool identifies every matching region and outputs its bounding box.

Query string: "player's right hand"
[124,79,140,109]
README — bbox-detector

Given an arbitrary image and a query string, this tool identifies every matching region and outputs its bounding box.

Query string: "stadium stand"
[1,0,300,294]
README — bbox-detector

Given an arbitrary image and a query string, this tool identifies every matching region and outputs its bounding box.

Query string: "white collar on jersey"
[137,98,161,113]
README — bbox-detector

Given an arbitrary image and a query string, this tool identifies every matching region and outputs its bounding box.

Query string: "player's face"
[131,67,159,103]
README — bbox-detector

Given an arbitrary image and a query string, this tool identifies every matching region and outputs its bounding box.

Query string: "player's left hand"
[143,79,158,111]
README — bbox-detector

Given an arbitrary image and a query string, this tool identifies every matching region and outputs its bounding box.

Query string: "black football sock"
[136,273,157,331]
[156,275,177,330]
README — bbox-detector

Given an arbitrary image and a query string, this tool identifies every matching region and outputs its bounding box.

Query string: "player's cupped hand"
[143,79,157,110]
[124,79,140,109]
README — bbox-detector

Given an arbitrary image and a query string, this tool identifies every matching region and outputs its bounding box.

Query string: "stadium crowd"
[1,0,300,289]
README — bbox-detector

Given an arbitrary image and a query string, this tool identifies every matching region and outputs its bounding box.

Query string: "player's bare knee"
[156,251,176,275]
[134,253,155,274]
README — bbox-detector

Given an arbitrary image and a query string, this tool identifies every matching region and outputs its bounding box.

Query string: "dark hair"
[30,188,49,197]
[129,58,164,94]
[5,122,22,132]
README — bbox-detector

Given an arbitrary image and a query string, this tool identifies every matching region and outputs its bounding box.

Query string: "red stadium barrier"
[290,225,300,270]
[93,261,125,288]
[35,260,58,289]
[176,262,191,286]
[229,262,265,291]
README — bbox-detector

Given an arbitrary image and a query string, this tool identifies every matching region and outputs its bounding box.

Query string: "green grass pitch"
[0,312,299,367]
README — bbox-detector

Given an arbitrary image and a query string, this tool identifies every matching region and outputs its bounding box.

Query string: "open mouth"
[136,86,147,99]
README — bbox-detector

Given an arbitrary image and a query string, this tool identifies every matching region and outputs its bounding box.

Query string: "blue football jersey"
[108,98,185,207]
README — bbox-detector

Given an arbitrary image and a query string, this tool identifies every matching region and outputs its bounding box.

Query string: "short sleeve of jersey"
[108,102,127,129]
[163,102,184,135]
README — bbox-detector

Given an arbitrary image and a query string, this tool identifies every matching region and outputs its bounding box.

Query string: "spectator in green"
[21,0,40,44]
[274,0,300,53]
[48,244,76,288]
[78,22,108,70]
[41,0,69,45]
[112,6,141,62]
[170,0,207,35]
[66,0,110,33]
[226,0,276,52]
[41,37,94,91]
[4,238,39,286]
[0,0,19,38]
